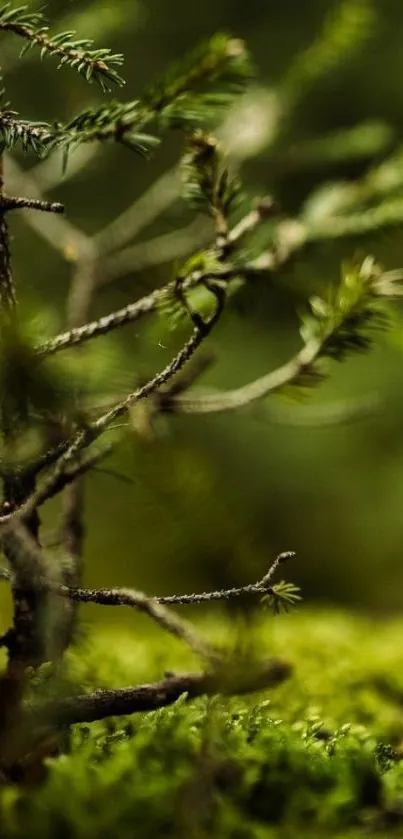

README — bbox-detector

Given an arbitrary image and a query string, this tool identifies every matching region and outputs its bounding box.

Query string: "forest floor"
[2,609,403,838]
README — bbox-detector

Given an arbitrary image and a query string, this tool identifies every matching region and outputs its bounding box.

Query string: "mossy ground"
[2,609,403,838]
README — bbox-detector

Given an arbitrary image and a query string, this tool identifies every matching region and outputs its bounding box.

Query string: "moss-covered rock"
[2,609,403,838]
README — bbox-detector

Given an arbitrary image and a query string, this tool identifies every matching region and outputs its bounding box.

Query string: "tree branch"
[0,289,225,527]
[0,194,64,214]
[43,660,292,727]
[166,338,321,416]
[0,551,296,617]
[36,221,261,358]
[0,5,124,89]
[0,523,223,664]
[4,155,90,258]
[0,550,295,660]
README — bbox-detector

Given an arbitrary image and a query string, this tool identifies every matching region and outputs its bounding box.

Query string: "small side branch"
[5,155,90,257]
[0,303,222,528]
[0,552,296,622]
[0,195,64,214]
[0,524,220,663]
[165,339,321,416]
[0,551,296,668]
[0,6,124,89]
[63,585,215,663]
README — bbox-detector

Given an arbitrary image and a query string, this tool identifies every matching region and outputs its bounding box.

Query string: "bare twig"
[60,586,215,662]
[0,524,218,664]
[91,295,224,437]
[0,195,64,214]
[33,198,295,361]
[43,660,292,727]
[0,287,225,527]
[166,338,321,416]
[36,285,169,357]
[158,551,295,604]
[227,197,278,247]
[4,155,90,258]
[0,551,295,614]
[36,252,248,358]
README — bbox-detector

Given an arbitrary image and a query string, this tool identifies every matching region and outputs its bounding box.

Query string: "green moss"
[3,609,403,837]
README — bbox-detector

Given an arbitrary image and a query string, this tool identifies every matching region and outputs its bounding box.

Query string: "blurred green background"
[3,0,403,629]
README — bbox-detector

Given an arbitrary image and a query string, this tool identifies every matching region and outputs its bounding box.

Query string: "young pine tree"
[0,1,401,779]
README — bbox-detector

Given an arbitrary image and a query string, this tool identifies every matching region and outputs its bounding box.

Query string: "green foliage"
[49,100,161,162]
[0,88,52,154]
[288,257,403,395]
[0,3,125,89]
[55,33,251,160]
[2,6,403,835]
[281,0,376,107]
[0,29,252,166]
[181,131,242,220]
[142,33,253,128]
[263,581,302,614]
[303,257,388,359]
[1,612,403,837]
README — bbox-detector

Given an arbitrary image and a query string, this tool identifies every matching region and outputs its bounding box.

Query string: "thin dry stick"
[96,195,274,286]
[0,545,295,688]
[36,284,166,357]
[5,155,90,258]
[34,441,115,501]
[42,660,292,727]
[96,194,275,288]
[91,302,224,437]
[0,552,295,614]
[1,522,217,663]
[158,551,295,604]
[36,231,264,359]
[60,586,216,662]
[0,195,64,213]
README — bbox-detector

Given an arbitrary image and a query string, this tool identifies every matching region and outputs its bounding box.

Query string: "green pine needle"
[0,89,52,154]
[0,3,125,90]
[181,131,242,219]
[301,257,391,363]
[141,33,253,128]
[262,581,302,614]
